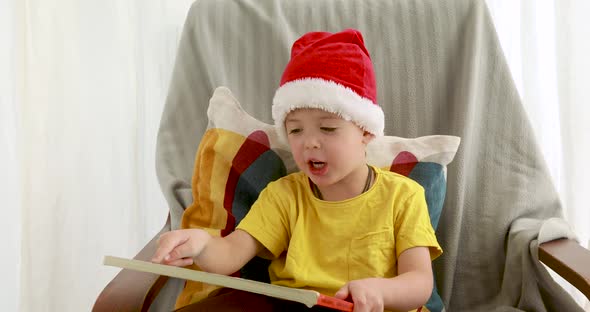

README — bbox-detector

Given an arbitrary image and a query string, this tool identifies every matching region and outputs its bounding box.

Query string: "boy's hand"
[334,278,384,312]
[151,229,212,267]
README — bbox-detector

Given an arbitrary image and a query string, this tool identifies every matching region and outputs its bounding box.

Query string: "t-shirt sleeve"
[394,187,443,260]
[236,184,291,260]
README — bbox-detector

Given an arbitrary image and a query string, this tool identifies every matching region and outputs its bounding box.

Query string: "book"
[104,256,354,311]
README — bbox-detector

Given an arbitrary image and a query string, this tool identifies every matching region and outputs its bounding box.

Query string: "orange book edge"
[104,256,353,311]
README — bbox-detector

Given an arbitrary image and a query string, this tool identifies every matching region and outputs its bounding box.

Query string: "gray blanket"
[153,0,581,310]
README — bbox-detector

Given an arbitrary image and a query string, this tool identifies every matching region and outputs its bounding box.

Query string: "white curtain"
[486,0,590,309]
[1,1,21,311]
[1,0,588,311]
[2,0,194,311]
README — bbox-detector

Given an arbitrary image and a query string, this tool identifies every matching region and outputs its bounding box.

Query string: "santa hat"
[272,28,384,142]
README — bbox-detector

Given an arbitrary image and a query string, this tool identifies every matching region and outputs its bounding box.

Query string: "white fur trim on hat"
[272,78,384,143]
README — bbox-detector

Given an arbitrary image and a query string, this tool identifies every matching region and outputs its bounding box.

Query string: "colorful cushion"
[176,86,460,310]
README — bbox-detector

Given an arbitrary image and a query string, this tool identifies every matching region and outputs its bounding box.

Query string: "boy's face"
[284,108,374,189]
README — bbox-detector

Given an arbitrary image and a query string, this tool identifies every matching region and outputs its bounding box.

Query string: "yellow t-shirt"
[237,166,442,297]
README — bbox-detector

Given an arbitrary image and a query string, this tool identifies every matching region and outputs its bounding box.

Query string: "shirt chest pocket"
[348,230,395,280]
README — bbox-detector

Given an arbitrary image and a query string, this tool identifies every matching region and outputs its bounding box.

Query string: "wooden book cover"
[104,256,353,311]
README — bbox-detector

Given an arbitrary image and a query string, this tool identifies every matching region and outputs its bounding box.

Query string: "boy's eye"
[288,128,301,134]
[320,127,336,132]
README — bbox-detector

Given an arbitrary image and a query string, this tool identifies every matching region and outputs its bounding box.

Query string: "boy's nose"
[303,136,320,149]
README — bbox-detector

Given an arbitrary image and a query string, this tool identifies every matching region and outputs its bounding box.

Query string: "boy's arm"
[383,246,433,310]
[152,229,263,276]
[335,246,433,312]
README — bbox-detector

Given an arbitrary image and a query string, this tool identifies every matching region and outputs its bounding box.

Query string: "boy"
[152,29,441,312]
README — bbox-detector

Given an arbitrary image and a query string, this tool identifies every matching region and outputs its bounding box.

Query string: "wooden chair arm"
[539,238,590,300]
[93,216,172,312]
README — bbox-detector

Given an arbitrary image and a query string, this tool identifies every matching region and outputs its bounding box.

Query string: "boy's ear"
[362,131,375,145]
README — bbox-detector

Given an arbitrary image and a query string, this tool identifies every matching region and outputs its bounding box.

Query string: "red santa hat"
[272,28,384,142]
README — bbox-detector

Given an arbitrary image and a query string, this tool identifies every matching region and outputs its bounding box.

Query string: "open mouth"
[309,161,326,169]
[307,160,327,175]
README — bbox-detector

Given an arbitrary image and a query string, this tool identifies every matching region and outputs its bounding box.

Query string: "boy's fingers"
[151,251,169,263]
[151,245,171,263]
[151,231,187,263]
[334,284,350,299]
[167,244,190,261]
[164,257,194,267]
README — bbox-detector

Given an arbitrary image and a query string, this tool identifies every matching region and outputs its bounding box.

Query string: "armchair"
[94,0,590,311]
